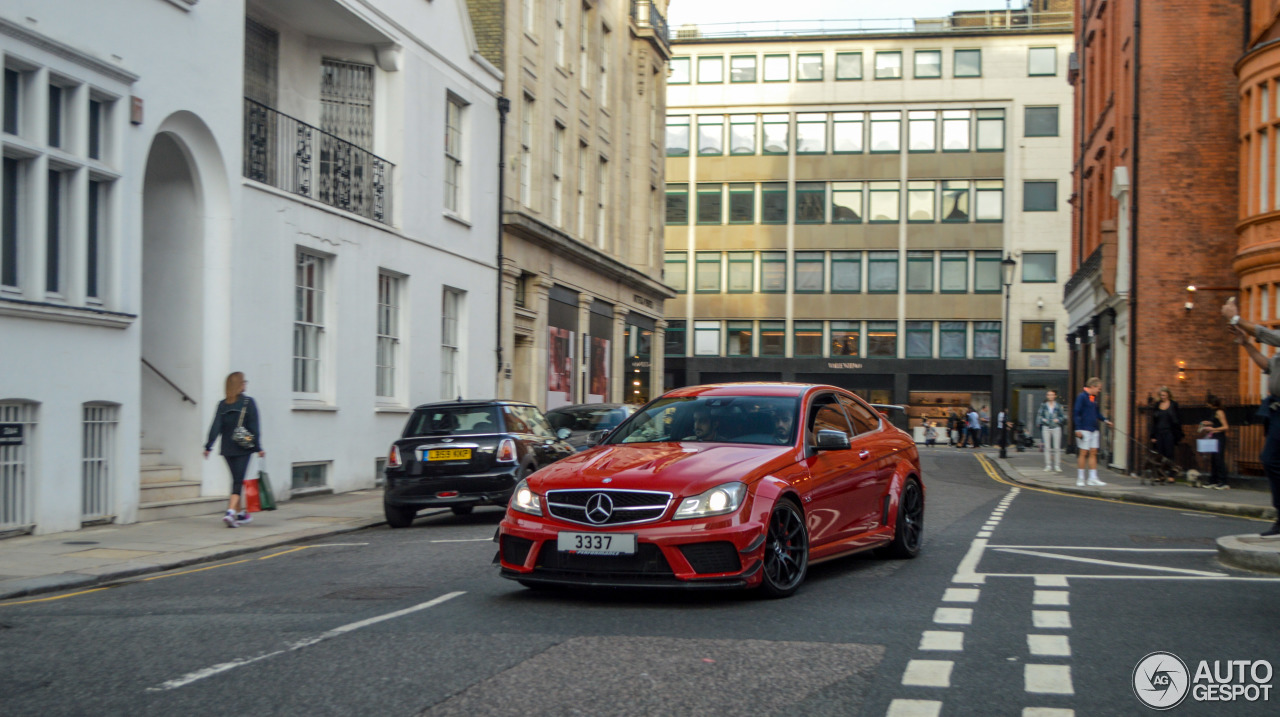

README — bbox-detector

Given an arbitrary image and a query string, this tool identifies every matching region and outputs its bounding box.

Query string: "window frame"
[664,183,688,226]
[835,52,863,80]
[762,54,790,82]
[867,251,899,293]
[730,55,757,83]
[663,251,688,293]
[975,109,1005,152]
[830,320,860,356]
[669,57,691,85]
[1028,47,1057,77]
[795,113,827,154]
[694,251,722,293]
[832,112,864,154]
[294,249,328,396]
[793,320,824,357]
[905,251,934,293]
[906,180,936,223]
[796,53,824,82]
[665,319,687,356]
[975,180,1005,222]
[760,251,786,293]
[759,320,785,357]
[794,182,825,224]
[869,111,901,153]
[696,183,723,225]
[1021,252,1057,283]
[866,321,898,357]
[1021,321,1056,352]
[727,320,754,357]
[1023,180,1057,212]
[693,320,721,356]
[913,50,942,79]
[906,321,933,358]
[444,96,466,215]
[974,321,1001,359]
[940,251,968,293]
[728,182,755,223]
[727,251,754,293]
[940,321,967,358]
[665,115,690,157]
[729,114,757,155]
[954,48,982,77]
[831,181,863,224]
[868,181,900,223]
[376,270,403,400]
[761,114,789,155]
[830,251,862,293]
[874,51,903,80]
[697,55,724,84]
[974,251,1002,294]
[1024,106,1059,137]
[760,182,788,224]
[794,251,825,293]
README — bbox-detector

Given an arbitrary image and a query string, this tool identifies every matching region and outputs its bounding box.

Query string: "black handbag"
[232,399,255,449]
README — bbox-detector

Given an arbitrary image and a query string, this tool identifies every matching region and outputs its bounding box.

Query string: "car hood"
[527,442,793,494]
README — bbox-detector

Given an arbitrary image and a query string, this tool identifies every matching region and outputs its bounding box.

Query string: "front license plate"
[557,532,636,555]
[426,448,472,461]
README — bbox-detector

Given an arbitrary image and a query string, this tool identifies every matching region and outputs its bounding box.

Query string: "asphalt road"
[1,448,1277,716]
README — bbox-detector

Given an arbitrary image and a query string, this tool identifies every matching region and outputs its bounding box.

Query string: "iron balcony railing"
[243,98,393,225]
[631,0,670,50]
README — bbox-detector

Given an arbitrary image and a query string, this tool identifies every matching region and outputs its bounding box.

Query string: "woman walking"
[1202,396,1230,489]
[1037,389,1067,472]
[203,371,264,527]
[1148,386,1183,484]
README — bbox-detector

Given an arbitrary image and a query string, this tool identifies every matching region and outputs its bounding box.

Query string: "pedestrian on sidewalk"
[1038,389,1067,472]
[203,371,265,528]
[1199,395,1230,489]
[979,406,991,445]
[1073,377,1112,487]
[1223,295,1280,536]
[1147,386,1183,484]
[965,406,982,447]
[924,422,938,447]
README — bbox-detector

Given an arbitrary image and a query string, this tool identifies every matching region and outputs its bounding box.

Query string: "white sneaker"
[1076,479,1086,487]
[1087,478,1107,486]
[1044,467,1053,472]
[1055,466,1063,472]
[236,512,252,524]
[222,510,239,528]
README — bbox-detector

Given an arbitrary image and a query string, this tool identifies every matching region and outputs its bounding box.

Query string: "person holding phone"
[1222,296,1280,535]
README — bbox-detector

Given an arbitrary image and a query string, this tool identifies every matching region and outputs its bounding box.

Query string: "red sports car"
[496,383,924,597]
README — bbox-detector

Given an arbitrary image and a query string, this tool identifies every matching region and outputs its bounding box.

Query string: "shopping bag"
[1196,438,1219,454]
[243,477,262,512]
[256,468,277,511]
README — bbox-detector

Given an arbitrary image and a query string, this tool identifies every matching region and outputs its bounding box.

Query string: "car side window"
[503,407,530,434]
[839,395,881,436]
[809,394,853,445]
[520,406,556,438]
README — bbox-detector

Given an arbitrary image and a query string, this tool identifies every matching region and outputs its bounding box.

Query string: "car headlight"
[511,478,542,516]
[673,482,747,520]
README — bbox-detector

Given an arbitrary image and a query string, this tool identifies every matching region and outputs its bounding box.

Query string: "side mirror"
[815,429,851,451]
[586,429,607,445]
[556,427,572,440]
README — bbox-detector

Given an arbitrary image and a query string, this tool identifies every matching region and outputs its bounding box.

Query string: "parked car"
[496,383,924,598]
[383,400,575,528]
[544,403,639,451]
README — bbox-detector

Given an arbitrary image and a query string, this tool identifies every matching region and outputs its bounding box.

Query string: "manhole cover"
[62,541,99,545]
[324,586,425,600]
[1129,535,1216,545]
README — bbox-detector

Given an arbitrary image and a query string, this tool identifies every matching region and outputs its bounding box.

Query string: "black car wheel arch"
[882,477,924,559]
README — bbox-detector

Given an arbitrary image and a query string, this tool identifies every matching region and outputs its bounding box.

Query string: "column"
[498,259,521,400]
[613,305,628,403]
[530,275,553,408]
[578,294,594,403]
[652,319,667,400]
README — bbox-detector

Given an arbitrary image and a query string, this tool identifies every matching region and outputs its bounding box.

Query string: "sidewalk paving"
[0,490,389,601]
[944,442,1280,574]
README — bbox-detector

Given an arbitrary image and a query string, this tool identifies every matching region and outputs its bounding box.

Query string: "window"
[833,112,864,153]
[975,109,1005,151]
[320,58,374,149]
[3,68,19,135]
[514,272,530,308]
[914,50,941,78]
[696,183,722,224]
[728,321,753,356]
[695,251,721,293]
[292,462,329,493]
[664,252,688,292]
[698,115,724,155]
[761,114,789,154]
[1022,321,1056,352]
[940,251,967,292]
[729,114,756,154]
[868,181,900,223]
[694,320,720,356]
[294,251,326,394]
[48,84,64,148]
[908,111,936,152]
[795,182,825,223]
[728,183,754,223]
[665,320,686,356]
[550,122,564,224]
[941,180,969,222]
[520,94,534,205]
[794,321,823,357]
[86,180,103,299]
[376,272,401,398]
[760,321,785,356]
[974,251,1002,293]
[907,181,935,222]
[761,251,786,292]
[832,182,862,223]
[797,53,823,81]
[81,403,118,521]
[445,97,465,214]
[2,155,19,289]
[1023,181,1057,211]
[831,251,861,292]
[940,322,966,357]
[579,8,591,90]
[761,182,787,224]
[577,141,588,233]
[874,51,902,79]
[599,27,610,106]
[906,251,933,292]
[1022,252,1057,282]
[906,321,933,357]
[697,56,724,84]
[669,57,690,84]
[974,321,1001,358]
[942,110,971,151]
[523,0,537,34]
[975,180,1004,222]
[442,289,463,398]
[954,49,981,77]
[868,251,898,293]
[795,113,827,154]
[763,54,790,82]
[596,156,607,246]
[831,321,860,356]
[730,55,757,82]
[45,170,65,295]
[1028,47,1057,76]
[554,0,566,65]
[666,115,689,156]
[1025,106,1059,137]
[869,111,901,153]
[835,52,862,80]
[665,183,688,225]
[727,251,754,292]
[88,99,103,160]
[795,251,824,292]
[867,321,897,357]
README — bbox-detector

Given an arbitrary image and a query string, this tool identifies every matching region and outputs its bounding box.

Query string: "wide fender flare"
[749,473,802,526]
[884,463,924,527]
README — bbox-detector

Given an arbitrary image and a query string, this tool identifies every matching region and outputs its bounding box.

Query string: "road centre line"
[994,548,1227,576]
[148,591,465,691]
[430,538,495,543]
[988,545,1215,552]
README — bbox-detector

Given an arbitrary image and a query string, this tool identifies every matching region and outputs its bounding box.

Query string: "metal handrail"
[141,358,197,405]
[631,1,670,49]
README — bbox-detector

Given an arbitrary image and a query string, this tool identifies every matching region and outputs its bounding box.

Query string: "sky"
[667,0,1029,27]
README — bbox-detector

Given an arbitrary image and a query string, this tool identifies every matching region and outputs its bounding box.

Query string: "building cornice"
[0,17,139,85]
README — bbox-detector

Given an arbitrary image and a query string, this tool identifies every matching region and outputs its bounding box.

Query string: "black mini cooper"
[383,400,576,528]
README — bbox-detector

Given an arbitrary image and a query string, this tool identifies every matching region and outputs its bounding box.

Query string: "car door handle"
[858,450,871,460]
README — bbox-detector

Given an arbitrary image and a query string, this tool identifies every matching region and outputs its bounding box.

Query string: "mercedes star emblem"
[584,493,613,524]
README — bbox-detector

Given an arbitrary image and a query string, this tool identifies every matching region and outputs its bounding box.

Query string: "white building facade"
[0,0,502,535]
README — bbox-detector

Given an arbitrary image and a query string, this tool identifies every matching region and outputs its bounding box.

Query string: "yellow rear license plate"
[427,448,472,461]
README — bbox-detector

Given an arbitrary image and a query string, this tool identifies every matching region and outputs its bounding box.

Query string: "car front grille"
[534,542,673,577]
[545,489,672,526]
[678,542,742,574]
[501,535,533,566]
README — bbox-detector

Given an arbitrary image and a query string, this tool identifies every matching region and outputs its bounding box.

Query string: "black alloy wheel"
[883,478,924,559]
[759,500,809,598]
[384,502,416,529]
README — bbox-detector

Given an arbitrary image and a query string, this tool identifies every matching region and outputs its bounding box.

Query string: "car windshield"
[606,395,800,446]
[404,406,501,436]
[546,406,633,432]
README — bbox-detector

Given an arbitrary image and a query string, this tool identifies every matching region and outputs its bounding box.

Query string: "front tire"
[385,502,416,529]
[883,478,924,559]
[758,500,808,598]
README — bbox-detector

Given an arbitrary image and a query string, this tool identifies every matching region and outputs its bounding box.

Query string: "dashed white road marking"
[994,547,1227,576]
[1023,709,1074,717]
[1032,610,1072,629]
[919,631,965,652]
[886,699,943,717]
[1034,575,1069,587]
[1028,634,1071,657]
[953,537,988,584]
[977,531,992,537]
[1025,664,1074,694]
[989,545,1215,553]
[430,538,495,543]
[933,607,974,625]
[902,660,954,687]
[942,587,980,603]
[1033,590,1070,606]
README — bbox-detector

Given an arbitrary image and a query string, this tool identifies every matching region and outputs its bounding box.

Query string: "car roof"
[546,403,633,412]
[661,382,836,399]
[411,399,534,410]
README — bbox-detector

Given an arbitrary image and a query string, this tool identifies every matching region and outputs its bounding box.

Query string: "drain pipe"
[1127,0,1141,472]
[496,96,510,387]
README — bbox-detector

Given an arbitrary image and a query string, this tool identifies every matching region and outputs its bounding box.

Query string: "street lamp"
[999,253,1017,458]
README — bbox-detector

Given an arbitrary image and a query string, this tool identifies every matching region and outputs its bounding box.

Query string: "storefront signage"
[0,423,23,446]
[827,362,864,370]
[633,294,654,309]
